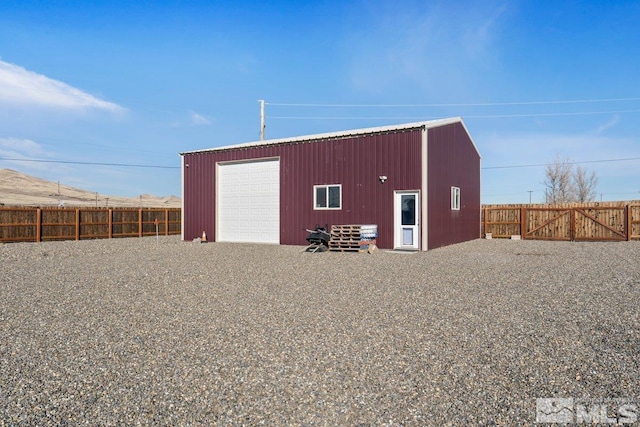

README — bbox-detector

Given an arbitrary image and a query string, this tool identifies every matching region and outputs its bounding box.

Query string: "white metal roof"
[180,117,479,156]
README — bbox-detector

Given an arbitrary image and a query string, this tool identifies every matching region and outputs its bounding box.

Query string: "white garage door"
[217,159,280,243]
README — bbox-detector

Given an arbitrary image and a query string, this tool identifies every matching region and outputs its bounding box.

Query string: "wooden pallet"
[331,224,361,233]
[329,225,361,252]
[331,225,361,236]
[328,246,360,252]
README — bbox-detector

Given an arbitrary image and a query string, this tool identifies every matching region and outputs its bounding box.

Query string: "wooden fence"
[0,207,181,243]
[482,202,640,241]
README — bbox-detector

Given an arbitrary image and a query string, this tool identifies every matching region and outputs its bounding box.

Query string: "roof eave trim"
[179,117,463,155]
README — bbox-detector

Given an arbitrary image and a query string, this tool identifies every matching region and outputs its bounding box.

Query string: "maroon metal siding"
[182,152,215,242]
[427,122,481,249]
[183,129,423,249]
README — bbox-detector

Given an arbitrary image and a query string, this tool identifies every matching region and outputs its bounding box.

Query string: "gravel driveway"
[1,236,639,425]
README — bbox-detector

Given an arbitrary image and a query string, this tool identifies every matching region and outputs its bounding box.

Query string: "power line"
[4,156,635,173]
[15,134,177,157]
[269,109,640,120]
[481,190,537,197]
[0,157,180,169]
[267,97,640,108]
[482,157,640,170]
[5,155,636,174]
[600,191,640,195]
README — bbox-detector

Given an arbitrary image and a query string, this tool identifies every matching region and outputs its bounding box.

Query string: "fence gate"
[524,208,571,240]
[484,204,636,241]
[573,207,627,241]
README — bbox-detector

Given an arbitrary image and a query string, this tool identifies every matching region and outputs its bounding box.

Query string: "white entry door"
[394,191,419,250]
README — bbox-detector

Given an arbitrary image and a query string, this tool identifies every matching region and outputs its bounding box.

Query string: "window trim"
[314,184,342,210]
[451,186,461,210]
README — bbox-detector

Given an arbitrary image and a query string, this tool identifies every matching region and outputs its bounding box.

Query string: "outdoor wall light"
[379,175,387,183]
[185,163,190,168]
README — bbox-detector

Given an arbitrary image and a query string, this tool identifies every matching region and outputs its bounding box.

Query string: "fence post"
[165,209,169,236]
[138,208,143,237]
[520,207,526,239]
[569,208,576,241]
[75,208,80,240]
[36,208,42,243]
[483,207,487,238]
[108,208,113,239]
[626,204,631,241]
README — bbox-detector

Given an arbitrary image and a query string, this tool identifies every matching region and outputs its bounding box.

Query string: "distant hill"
[0,169,180,208]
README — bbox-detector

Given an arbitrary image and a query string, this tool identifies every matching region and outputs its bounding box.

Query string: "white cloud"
[189,111,211,126]
[592,115,620,134]
[345,1,508,97]
[0,60,124,112]
[169,111,212,127]
[0,137,51,157]
[0,137,59,171]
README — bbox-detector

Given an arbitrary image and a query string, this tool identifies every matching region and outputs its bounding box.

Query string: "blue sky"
[0,0,639,203]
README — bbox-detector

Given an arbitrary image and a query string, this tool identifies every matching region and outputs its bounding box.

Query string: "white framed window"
[314,184,342,210]
[451,186,460,210]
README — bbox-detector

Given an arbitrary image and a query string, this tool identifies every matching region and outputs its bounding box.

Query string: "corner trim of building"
[180,155,185,241]
[214,161,219,242]
[421,128,428,251]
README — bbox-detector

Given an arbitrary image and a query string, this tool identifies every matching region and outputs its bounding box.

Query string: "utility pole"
[258,99,265,140]
[527,190,533,204]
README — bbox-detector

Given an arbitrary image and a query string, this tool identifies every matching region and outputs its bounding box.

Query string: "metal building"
[180,117,481,250]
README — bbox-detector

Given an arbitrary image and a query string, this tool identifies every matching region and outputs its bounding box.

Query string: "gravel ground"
[1,236,639,426]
